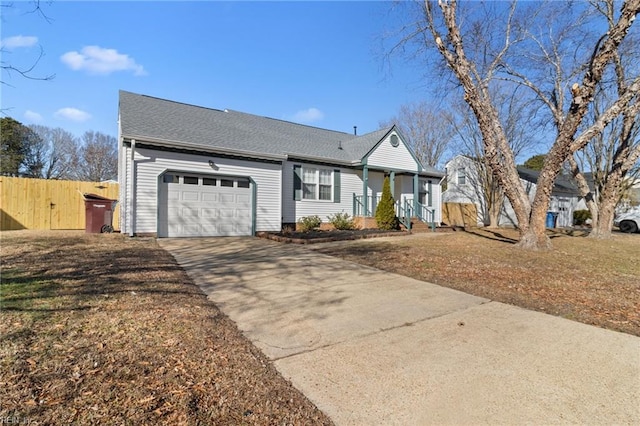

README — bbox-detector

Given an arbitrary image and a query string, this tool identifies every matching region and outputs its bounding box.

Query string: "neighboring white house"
[118,91,444,237]
[443,155,585,228]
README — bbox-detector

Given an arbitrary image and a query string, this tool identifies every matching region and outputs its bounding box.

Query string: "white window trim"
[302,167,333,202]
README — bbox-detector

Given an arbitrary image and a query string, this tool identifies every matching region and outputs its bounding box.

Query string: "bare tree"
[416,0,639,250]
[27,125,78,179]
[450,86,540,227]
[380,101,455,168]
[568,0,640,238]
[73,131,117,182]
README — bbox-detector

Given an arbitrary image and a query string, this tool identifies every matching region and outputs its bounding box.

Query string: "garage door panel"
[218,223,235,234]
[202,193,218,202]
[160,175,253,237]
[219,209,234,218]
[236,208,251,218]
[219,193,234,203]
[201,208,217,218]
[236,194,250,203]
[182,191,199,201]
[183,224,201,235]
[182,207,198,218]
[237,223,252,234]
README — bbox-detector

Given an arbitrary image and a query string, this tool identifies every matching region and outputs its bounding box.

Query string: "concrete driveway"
[159,237,640,425]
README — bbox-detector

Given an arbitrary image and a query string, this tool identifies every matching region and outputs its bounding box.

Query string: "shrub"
[297,215,322,232]
[327,212,355,230]
[375,176,399,230]
[573,209,592,225]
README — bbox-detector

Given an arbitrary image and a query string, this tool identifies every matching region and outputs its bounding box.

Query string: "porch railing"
[415,201,436,231]
[353,194,414,231]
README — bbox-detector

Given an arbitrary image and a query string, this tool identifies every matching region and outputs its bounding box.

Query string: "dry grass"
[313,228,640,336]
[0,231,332,425]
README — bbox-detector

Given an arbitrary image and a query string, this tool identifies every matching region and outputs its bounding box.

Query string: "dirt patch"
[0,231,333,425]
[312,228,640,336]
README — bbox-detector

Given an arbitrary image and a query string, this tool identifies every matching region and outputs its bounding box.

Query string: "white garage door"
[158,173,252,237]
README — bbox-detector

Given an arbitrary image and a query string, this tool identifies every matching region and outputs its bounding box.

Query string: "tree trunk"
[488,204,501,228]
[589,168,625,239]
[590,201,616,239]
[516,204,552,250]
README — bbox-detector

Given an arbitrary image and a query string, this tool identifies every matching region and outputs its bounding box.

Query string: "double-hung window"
[318,169,332,200]
[302,167,332,201]
[457,169,466,185]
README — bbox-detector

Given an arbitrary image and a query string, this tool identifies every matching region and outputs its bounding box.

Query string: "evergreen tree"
[521,154,546,171]
[375,176,399,230]
[1,117,41,176]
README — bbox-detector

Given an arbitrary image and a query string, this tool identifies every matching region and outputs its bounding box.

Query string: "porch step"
[401,217,434,233]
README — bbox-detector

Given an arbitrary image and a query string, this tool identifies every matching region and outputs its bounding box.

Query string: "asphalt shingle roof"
[517,166,588,196]
[120,90,391,165]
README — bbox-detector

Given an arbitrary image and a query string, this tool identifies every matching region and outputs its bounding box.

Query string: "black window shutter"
[293,165,302,201]
[333,169,341,203]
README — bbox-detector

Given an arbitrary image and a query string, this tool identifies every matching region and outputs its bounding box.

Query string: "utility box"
[84,193,117,233]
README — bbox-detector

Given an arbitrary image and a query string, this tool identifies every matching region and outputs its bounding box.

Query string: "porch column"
[389,170,395,199]
[413,173,419,216]
[362,166,369,216]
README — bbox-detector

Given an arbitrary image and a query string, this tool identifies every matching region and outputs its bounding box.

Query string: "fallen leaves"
[1,231,333,425]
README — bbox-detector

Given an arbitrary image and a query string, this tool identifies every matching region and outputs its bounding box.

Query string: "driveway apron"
[159,237,640,425]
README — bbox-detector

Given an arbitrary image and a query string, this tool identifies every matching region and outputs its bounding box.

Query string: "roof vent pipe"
[338,141,343,150]
[353,126,357,136]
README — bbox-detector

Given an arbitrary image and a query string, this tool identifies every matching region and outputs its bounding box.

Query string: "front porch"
[352,193,436,231]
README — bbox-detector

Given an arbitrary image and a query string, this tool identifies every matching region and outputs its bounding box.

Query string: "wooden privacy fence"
[0,176,120,231]
[442,202,478,227]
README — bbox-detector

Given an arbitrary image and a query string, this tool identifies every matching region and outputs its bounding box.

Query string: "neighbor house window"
[457,169,466,185]
[303,167,332,201]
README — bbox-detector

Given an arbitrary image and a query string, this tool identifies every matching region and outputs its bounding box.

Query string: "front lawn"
[0,231,332,425]
[312,228,640,336]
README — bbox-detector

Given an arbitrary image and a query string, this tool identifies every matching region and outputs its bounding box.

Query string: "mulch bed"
[257,228,408,244]
[0,231,333,425]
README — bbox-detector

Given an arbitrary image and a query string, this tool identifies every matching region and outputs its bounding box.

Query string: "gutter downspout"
[129,139,136,237]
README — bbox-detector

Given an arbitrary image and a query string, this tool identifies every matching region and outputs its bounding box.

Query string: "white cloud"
[24,110,43,123]
[292,107,324,124]
[1,35,38,50]
[55,107,92,122]
[60,45,147,76]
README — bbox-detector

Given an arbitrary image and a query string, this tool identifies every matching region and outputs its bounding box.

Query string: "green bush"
[573,209,592,225]
[297,215,322,232]
[327,212,355,230]
[375,176,399,230]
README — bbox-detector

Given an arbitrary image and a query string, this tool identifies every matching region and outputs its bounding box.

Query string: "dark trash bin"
[84,193,117,233]
[546,211,559,229]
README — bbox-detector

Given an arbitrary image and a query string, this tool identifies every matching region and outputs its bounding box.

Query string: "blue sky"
[1,1,430,139]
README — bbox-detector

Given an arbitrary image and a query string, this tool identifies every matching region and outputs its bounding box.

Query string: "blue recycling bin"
[546,211,559,228]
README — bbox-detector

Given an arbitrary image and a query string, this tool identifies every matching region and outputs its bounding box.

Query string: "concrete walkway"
[159,237,640,425]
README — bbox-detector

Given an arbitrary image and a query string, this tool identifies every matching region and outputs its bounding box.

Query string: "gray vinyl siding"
[282,160,362,223]
[366,133,419,171]
[127,148,281,234]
